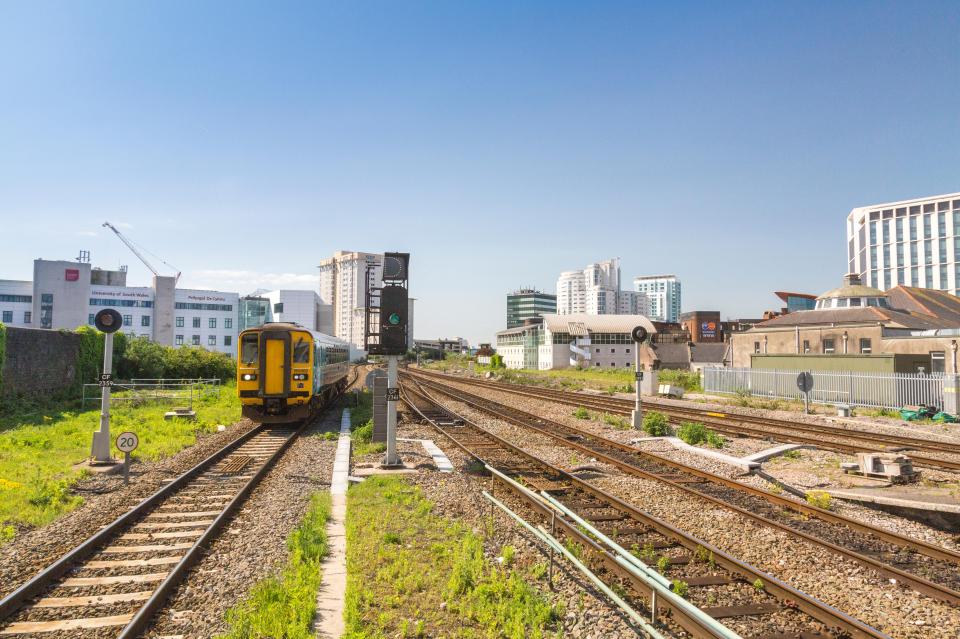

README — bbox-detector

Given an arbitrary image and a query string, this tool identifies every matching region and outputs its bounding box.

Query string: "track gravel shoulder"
[421,383,960,639]
[0,419,259,601]
[144,410,341,638]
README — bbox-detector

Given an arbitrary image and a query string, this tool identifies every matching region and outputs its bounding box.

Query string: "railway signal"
[631,325,649,429]
[91,309,123,465]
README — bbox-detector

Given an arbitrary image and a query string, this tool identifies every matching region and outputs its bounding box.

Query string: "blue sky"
[1,1,958,345]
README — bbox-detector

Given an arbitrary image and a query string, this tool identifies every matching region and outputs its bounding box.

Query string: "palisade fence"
[703,367,945,410]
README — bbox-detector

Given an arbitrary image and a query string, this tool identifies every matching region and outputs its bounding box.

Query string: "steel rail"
[406,370,960,564]
[0,365,359,636]
[400,378,891,639]
[409,369,960,472]
[0,423,268,622]
[409,373,960,606]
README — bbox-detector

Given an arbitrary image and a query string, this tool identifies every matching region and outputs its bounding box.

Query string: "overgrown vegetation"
[344,476,563,638]
[805,490,832,510]
[0,383,240,543]
[572,406,590,420]
[349,390,385,456]
[0,322,6,394]
[218,492,332,638]
[676,421,725,448]
[657,369,702,392]
[641,411,671,437]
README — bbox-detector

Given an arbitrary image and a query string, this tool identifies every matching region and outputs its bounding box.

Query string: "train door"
[261,332,290,396]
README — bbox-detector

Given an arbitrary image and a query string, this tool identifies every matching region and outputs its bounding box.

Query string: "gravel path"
[0,419,259,601]
[420,385,960,639]
[144,410,341,638]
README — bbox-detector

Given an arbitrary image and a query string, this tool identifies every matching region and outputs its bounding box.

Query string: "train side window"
[293,338,310,363]
[241,334,259,364]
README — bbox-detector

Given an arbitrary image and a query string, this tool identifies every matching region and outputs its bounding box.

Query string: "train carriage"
[237,322,350,423]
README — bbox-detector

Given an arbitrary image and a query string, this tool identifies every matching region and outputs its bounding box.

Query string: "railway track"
[400,376,890,639]
[404,370,960,607]
[410,368,960,472]
[0,367,359,638]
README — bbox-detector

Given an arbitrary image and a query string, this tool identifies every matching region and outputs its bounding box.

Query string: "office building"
[846,192,960,294]
[633,275,681,322]
[507,289,557,328]
[0,259,237,357]
[556,258,646,316]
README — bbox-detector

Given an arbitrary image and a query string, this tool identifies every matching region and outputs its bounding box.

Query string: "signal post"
[365,252,410,468]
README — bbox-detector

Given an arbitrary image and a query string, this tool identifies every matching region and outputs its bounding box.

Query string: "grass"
[349,390,385,456]
[0,384,240,541]
[218,492,332,639]
[344,476,563,638]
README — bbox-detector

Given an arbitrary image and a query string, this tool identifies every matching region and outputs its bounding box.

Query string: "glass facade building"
[847,193,960,294]
[506,289,557,328]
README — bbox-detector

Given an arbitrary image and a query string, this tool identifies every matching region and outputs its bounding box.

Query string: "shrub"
[641,411,670,436]
[572,406,590,420]
[657,369,702,392]
[353,419,373,443]
[656,556,671,574]
[671,579,689,598]
[675,421,725,448]
[805,490,832,510]
[489,354,504,369]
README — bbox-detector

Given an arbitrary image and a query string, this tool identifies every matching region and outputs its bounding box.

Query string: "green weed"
[572,407,590,420]
[641,411,670,437]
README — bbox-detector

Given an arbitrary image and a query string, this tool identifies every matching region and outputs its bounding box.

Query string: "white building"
[556,258,646,316]
[846,192,960,294]
[263,290,323,332]
[495,313,656,370]
[0,259,238,357]
[633,275,681,322]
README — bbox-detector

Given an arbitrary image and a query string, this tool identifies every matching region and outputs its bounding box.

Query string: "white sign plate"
[116,431,139,453]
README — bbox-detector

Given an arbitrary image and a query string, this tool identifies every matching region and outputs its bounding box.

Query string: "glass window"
[192,335,200,345]
[274,302,284,313]
[754,342,760,354]
[925,241,933,264]
[909,216,917,241]
[175,335,183,345]
[849,298,862,306]
[224,335,232,346]
[293,337,311,363]
[224,318,233,329]
[123,315,132,326]
[823,339,835,354]
[88,313,95,325]
[141,315,150,327]
[176,316,184,327]
[896,218,904,242]
[209,317,217,329]
[931,351,946,374]
[41,293,53,303]
[241,334,259,364]
[802,340,810,353]
[193,317,200,328]
[1,311,11,323]
[924,215,932,239]
[860,338,872,354]
[24,311,31,323]
[208,335,216,346]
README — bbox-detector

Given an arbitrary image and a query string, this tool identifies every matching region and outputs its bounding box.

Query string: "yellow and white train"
[237,322,350,423]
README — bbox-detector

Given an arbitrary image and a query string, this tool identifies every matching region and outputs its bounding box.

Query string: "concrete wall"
[1,326,80,395]
[153,276,176,347]
[33,260,91,330]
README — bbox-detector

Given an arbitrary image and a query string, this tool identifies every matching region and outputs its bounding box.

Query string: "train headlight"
[292,373,308,380]
[241,373,257,381]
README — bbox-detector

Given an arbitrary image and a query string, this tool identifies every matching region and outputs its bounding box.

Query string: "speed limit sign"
[116,432,139,453]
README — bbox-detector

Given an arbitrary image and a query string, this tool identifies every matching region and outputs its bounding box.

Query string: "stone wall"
[1,326,81,396]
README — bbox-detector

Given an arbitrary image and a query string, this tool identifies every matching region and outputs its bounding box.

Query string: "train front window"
[293,338,310,363]
[241,334,259,365]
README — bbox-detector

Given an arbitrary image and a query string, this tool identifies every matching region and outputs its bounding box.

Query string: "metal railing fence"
[703,367,944,410]
[82,378,222,408]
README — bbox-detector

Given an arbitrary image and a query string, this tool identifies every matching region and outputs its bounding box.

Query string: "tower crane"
[102,221,181,283]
